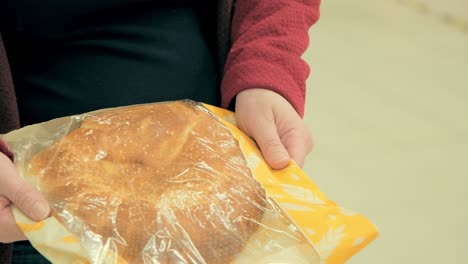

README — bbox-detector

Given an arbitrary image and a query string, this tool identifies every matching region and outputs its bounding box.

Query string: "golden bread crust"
[28,101,266,263]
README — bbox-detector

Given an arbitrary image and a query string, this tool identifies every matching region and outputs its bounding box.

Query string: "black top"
[0,1,219,126]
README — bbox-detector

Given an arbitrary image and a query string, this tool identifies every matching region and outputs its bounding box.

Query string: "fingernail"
[271,157,290,170]
[32,200,50,220]
[276,154,290,164]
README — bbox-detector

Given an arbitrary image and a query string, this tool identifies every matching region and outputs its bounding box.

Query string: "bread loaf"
[28,101,266,263]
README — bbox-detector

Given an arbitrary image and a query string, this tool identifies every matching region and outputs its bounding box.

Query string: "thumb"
[248,118,291,170]
[0,153,50,221]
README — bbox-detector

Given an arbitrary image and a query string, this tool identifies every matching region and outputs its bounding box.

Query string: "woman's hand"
[235,89,314,169]
[0,152,50,243]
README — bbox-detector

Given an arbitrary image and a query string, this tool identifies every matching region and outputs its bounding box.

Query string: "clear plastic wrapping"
[2,100,378,264]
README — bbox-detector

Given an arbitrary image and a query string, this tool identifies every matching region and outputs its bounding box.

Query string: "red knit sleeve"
[0,137,14,162]
[221,0,321,117]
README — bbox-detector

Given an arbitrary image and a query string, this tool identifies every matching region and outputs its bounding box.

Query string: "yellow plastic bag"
[2,101,378,263]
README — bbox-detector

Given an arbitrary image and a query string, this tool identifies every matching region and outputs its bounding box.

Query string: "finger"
[0,195,11,208]
[249,118,291,170]
[0,206,27,243]
[0,153,50,221]
[282,132,309,167]
[279,125,314,167]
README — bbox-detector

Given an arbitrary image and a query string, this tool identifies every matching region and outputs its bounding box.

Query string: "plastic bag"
[2,101,378,264]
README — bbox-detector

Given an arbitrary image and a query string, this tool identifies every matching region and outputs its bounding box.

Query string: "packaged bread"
[2,101,378,264]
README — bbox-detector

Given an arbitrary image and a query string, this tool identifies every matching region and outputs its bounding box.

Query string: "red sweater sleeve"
[221,0,321,117]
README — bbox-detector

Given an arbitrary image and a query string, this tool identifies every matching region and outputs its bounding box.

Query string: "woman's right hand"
[0,152,50,243]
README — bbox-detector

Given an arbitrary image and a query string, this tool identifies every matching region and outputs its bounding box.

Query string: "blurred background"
[301,0,468,263]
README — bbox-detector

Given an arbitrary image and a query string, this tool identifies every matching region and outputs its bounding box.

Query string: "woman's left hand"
[235,89,314,169]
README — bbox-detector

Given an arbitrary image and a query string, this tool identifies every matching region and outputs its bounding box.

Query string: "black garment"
[1,1,219,126]
[12,243,50,264]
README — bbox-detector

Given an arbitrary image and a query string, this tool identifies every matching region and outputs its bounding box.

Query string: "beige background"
[301,0,468,263]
